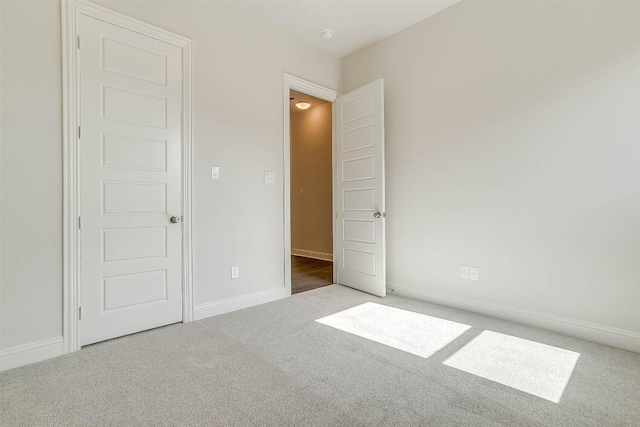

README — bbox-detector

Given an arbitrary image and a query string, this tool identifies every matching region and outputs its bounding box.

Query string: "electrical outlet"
[231,266,239,279]
[460,265,469,279]
[470,267,479,281]
[211,166,220,180]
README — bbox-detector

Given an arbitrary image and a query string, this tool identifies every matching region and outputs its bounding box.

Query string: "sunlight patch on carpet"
[315,302,471,358]
[443,330,580,403]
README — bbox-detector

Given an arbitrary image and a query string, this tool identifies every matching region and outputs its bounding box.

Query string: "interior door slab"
[335,79,386,297]
[79,14,183,345]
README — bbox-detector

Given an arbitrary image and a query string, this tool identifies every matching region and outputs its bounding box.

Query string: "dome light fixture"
[295,101,312,110]
[322,29,334,40]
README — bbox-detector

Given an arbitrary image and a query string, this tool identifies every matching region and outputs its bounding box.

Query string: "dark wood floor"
[291,256,333,294]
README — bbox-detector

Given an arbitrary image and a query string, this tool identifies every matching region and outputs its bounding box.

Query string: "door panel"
[102,134,167,171]
[343,219,375,243]
[102,270,167,311]
[103,86,167,128]
[336,79,386,297]
[103,227,166,262]
[79,15,183,345]
[102,38,168,85]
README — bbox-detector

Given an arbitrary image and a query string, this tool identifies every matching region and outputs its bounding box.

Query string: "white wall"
[343,0,640,348]
[1,0,63,350]
[0,0,341,356]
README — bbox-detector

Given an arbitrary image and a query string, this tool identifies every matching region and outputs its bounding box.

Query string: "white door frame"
[283,74,338,295]
[61,0,194,353]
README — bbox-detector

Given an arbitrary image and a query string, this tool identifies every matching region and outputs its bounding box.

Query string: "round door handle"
[170,216,181,224]
[374,212,382,218]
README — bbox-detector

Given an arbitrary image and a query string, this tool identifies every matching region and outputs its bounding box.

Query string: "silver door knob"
[170,216,181,224]
[374,212,382,218]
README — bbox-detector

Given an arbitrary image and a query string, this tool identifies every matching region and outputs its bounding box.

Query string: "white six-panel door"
[335,79,386,297]
[79,15,183,345]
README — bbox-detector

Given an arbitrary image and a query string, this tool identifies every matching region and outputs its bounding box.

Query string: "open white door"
[335,79,386,297]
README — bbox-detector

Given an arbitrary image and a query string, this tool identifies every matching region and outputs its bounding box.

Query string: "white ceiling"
[236,0,464,58]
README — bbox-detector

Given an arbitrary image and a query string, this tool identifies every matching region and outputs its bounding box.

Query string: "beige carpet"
[1,285,639,426]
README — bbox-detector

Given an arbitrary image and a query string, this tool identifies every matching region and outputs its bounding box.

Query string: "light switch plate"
[231,266,239,279]
[460,265,469,279]
[211,166,220,180]
[264,171,275,184]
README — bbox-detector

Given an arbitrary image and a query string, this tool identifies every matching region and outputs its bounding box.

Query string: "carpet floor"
[1,285,639,426]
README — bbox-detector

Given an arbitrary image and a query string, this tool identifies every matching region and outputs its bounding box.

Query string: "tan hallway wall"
[290,102,333,259]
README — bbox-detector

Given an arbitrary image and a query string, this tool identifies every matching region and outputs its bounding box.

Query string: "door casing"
[61,0,194,353]
[283,74,338,295]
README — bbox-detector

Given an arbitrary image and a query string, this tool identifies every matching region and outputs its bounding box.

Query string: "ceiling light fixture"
[322,29,334,40]
[295,101,312,110]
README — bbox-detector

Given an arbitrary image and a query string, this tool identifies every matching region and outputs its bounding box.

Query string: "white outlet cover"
[231,266,239,279]
[470,267,479,281]
[211,166,220,180]
[460,265,469,279]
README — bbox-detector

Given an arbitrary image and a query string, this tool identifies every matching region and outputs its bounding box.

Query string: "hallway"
[291,256,333,294]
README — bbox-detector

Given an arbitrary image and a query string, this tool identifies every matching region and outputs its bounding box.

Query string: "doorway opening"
[284,74,387,298]
[289,89,334,294]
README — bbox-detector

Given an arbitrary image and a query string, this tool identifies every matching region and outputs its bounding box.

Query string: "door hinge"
[77,35,81,50]
[79,306,82,320]
[78,126,82,140]
[78,216,83,230]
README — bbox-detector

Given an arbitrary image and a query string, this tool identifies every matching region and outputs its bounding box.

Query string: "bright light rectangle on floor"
[443,330,580,403]
[315,302,471,358]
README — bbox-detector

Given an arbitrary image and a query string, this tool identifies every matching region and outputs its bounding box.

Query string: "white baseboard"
[0,336,65,372]
[390,284,640,353]
[194,287,288,321]
[291,248,333,262]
